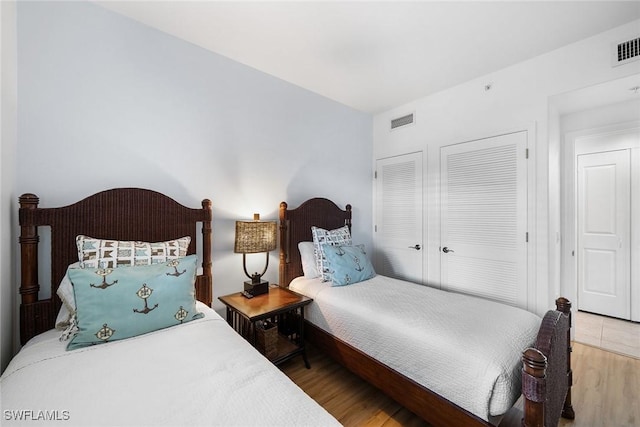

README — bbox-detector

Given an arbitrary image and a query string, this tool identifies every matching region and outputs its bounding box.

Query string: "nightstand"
[218,286,312,368]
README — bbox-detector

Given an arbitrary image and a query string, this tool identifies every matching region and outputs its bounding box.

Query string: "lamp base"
[244,280,269,296]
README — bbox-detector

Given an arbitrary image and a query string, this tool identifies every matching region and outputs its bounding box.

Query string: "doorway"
[564,123,640,322]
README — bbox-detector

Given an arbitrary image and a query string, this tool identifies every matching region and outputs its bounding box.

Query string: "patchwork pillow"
[311,225,352,282]
[67,255,203,350]
[298,242,319,278]
[55,263,80,330]
[322,244,376,286]
[76,235,190,269]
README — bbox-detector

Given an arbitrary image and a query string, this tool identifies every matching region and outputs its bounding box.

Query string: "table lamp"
[234,213,277,296]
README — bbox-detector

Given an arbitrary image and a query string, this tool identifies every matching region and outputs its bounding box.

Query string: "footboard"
[522,297,574,427]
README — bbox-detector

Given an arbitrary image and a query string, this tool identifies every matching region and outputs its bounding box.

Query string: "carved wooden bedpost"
[522,348,547,427]
[201,198,213,306]
[19,194,40,305]
[278,202,288,288]
[556,297,575,420]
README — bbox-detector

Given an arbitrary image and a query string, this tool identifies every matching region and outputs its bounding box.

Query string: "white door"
[440,131,528,308]
[375,152,423,283]
[577,150,631,319]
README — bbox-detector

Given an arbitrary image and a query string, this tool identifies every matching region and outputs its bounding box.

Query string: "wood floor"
[280,342,640,427]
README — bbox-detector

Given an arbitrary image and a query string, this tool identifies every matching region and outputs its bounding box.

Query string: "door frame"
[562,121,640,321]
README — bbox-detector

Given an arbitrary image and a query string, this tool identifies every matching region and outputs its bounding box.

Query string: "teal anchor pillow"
[67,255,203,350]
[322,244,376,287]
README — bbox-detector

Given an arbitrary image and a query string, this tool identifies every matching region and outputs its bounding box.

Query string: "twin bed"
[1,189,338,426]
[279,198,575,427]
[2,189,574,427]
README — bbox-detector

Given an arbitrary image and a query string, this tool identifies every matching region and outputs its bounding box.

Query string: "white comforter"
[0,303,339,427]
[290,275,541,423]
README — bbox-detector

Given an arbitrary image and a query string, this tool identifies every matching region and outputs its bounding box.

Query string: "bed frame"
[279,198,575,427]
[18,188,212,345]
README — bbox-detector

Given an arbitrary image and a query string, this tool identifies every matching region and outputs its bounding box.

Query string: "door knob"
[442,246,454,253]
[409,244,421,250]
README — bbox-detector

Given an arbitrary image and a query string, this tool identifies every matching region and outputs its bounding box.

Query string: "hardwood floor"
[280,342,640,427]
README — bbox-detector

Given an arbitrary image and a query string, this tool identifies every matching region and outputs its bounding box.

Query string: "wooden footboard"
[522,297,574,427]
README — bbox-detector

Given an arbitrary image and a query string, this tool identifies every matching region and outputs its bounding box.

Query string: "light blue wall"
[14,0,372,326]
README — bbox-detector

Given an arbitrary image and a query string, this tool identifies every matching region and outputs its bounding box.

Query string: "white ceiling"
[96,1,640,114]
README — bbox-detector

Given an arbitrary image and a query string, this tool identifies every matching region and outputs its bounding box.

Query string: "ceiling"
[95,1,640,114]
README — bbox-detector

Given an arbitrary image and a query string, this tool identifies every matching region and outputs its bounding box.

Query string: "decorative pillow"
[322,244,376,286]
[76,235,190,269]
[298,242,319,278]
[311,225,352,282]
[55,263,80,330]
[66,255,202,350]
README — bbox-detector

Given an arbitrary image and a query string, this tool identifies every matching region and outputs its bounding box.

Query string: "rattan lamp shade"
[234,220,277,254]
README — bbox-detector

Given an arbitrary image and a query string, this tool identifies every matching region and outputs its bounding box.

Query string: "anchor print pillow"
[311,225,352,282]
[76,235,191,269]
[66,255,202,350]
[322,244,376,287]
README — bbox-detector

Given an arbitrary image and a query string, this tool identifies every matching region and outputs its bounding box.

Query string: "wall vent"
[612,37,640,67]
[390,113,414,130]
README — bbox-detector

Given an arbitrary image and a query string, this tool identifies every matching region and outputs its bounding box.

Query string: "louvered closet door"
[375,152,423,283]
[440,132,528,308]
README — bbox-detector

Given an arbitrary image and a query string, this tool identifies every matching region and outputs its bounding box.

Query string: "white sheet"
[0,303,339,427]
[290,275,541,422]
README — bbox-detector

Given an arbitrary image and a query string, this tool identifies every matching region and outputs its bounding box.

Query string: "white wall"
[11,0,372,350]
[373,20,640,316]
[1,0,18,374]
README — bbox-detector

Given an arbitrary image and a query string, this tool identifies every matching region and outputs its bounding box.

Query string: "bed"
[279,197,575,427]
[1,188,339,426]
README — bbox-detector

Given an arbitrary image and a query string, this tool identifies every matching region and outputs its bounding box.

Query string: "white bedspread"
[290,275,541,422]
[0,303,339,427]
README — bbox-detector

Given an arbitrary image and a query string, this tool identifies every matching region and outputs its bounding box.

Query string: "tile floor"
[574,310,640,359]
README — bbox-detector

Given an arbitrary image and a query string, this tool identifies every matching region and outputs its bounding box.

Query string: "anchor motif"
[174,306,188,323]
[165,259,186,277]
[133,284,158,314]
[95,323,115,341]
[335,246,346,256]
[352,255,364,272]
[90,268,118,289]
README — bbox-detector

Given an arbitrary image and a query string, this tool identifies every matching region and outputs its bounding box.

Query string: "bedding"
[290,274,541,422]
[1,302,339,426]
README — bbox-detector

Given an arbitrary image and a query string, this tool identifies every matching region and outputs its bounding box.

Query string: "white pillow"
[298,242,319,278]
[311,225,352,282]
[55,262,80,330]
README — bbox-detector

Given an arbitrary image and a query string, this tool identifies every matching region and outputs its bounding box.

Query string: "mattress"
[290,275,541,422]
[0,303,339,427]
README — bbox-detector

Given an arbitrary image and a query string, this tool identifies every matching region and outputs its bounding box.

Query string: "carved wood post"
[522,347,546,427]
[201,198,213,306]
[278,202,288,288]
[556,297,575,419]
[19,194,40,305]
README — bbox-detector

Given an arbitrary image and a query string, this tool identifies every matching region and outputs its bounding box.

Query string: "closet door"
[440,131,528,307]
[375,152,423,283]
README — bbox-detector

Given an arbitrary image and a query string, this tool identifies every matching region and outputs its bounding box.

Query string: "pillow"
[322,244,376,286]
[76,235,191,269]
[66,255,203,350]
[311,225,352,282]
[298,242,319,278]
[55,263,80,330]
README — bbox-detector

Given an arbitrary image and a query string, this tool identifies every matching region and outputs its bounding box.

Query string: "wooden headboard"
[278,198,351,287]
[18,188,212,344]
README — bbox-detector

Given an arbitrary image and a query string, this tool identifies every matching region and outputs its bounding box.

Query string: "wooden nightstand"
[219,286,312,368]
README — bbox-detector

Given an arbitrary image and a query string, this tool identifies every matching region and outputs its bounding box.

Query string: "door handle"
[442,246,454,253]
[409,244,421,250]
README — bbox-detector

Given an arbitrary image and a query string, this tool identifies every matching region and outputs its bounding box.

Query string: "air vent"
[612,37,640,67]
[390,113,414,130]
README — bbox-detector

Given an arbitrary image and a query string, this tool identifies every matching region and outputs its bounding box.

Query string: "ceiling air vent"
[390,113,414,130]
[612,37,640,67]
